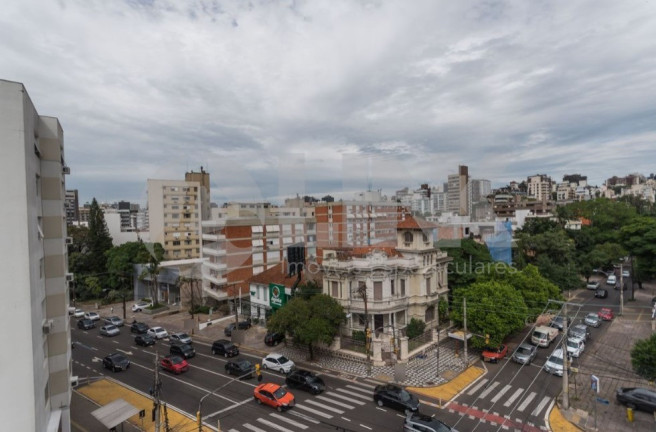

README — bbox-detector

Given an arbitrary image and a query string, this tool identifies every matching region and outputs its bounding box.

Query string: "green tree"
[620,217,656,290]
[295,280,322,300]
[87,198,113,276]
[450,281,528,348]
[631,334,656,381]
[444,238,492,291]
[406,318,426,339]
[267,294,345,360]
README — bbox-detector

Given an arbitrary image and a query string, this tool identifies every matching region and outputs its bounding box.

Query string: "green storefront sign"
[269,283,287,310]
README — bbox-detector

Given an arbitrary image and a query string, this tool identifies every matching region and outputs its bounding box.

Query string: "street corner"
[77,378,212,432]
[407,365,485,404]
[548,404,584,432]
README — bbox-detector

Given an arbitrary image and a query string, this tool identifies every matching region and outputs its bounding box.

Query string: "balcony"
[205,261,227,271]
[202,247,226,257]
[342,297,409,312]
[204,274,227,286]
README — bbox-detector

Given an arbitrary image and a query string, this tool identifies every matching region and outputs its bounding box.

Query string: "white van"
[544,348,567,376]
[531,326,559,348]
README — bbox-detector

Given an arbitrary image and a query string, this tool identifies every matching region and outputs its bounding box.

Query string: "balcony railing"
[340,297,409,312]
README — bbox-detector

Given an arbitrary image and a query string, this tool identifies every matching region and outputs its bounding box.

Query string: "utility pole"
[463,297,468,367]
[357,282,371,375]
[562,303,569,410]
[153,351,161,432]
[436,305,440,377]
[619,263,624,317]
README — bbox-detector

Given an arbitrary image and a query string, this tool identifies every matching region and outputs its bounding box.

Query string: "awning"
[91,398,139,429]
[447,330,472,341]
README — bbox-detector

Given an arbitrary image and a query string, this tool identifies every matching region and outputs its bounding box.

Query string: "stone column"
[372,338,384,366]
[399,336,409,362]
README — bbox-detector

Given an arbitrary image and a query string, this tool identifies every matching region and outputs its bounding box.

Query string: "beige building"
[527,174,553,202]
[0,80,72,432]
[322,214,451,353]
[147,168,210,260]
[447,165,469,215]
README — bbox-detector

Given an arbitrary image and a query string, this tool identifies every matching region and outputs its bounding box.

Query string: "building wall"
[0,80,71,432]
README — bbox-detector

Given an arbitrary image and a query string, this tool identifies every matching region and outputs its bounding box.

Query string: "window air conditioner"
[62,166,71,175]
[65,237,73,245]
[65,273,75,282]
[42,320,54,334]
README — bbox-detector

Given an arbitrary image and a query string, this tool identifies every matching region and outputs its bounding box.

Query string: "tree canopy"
[267,294,345,360]
[631,333,656,381]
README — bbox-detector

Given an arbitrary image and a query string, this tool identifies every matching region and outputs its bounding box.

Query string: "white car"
[132,301,151,312]
[73,309,85,318]
[147,327,168,339]
[622,270,630,278]
[586,281,600,290]
[566,338,585,358]
[100,324,120,337]
[261,353,295,374]
[169,332,192,345]
[606,275,617,286]
[544,348,566,376]
[84,312,100,322]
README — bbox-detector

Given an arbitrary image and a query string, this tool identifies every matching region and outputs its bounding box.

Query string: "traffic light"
[255,363,262,382]
[485,334,490,345]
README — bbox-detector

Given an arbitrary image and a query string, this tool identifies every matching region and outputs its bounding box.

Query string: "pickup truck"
[531,325,559,348]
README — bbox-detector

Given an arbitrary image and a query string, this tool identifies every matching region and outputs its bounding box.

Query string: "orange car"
[253,383,295,412]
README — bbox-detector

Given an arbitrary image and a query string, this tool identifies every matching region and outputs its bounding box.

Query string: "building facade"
[447,165,469,215]
[147,168,210,260]
[64,189,79,225]
[0,80,72,432]
[322,214,451,347]
[527,174,553,202]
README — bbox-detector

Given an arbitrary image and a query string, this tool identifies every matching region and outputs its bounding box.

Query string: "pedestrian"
[110,307,114,314]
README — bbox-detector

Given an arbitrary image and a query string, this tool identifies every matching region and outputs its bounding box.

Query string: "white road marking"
[341,417,351,421]
[490,384,512,404]
[242,424,267,432]
[346,384,372,394]
[327,392,365,405]
[288,410,320,424]
[517,392,537,412]
[295,404,333,418]
[504,388,524,407]
[256,417,294,432]
[269,413,308,429]
[204,397,253,419]
[315,395,355,409]
[531,396,551,417]
[467,378,489,395]
[479,381,500,399]
[335,388,371,401]
[355,382,376,390]
[359,424,372,430]
[304,399,344,414]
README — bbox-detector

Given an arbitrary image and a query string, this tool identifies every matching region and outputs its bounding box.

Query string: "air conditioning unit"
[70,375,79,387]
[62,166,70,175]
[42,320,54,334]
[65,273,75,282]
[65,237,73,245]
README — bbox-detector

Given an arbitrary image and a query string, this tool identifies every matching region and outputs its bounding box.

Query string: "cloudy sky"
[3,0,656,205]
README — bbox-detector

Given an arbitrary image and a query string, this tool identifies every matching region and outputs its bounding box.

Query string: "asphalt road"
[71,317,449,432]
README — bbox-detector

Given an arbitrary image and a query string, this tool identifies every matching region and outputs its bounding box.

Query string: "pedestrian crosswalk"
[460,378,553,419]
[229,381,375,432]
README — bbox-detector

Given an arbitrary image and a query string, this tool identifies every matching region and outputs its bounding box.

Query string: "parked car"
[130,322,149,334]
[594,288,608,299]
[511,343,538,365]
[254,383,295,412]
[77,318,95,330]
[135,334,155,346]
[160,355,189,374]
[262,353,295,374]
[84,312,100,322]
[285,370,326,395]
[264,332,286,346]
[544,348,567,376]
[170,343,195,359]
[586,281,600,290]
[103,353,130,372]
[100,324,120,337]
[72,309,85,318]
[224,320,252,336]
[132,301,151,312]
[373,383,420,414]
[549,316,565,331]
[616,387,656,413]
[169,332,192,345]
[225,359,255,379]
[104,316,124,327]
[211,339,239,357]
[481,345,508,363]
[403,412,458,432]
[598,308,614,321]
[622,270,630,278]
[147,326,168,339]
[531,326,559,347]
[606,275,617,286]
[568,324,590,343]
[584,313,602,328]
[566,338,585,358]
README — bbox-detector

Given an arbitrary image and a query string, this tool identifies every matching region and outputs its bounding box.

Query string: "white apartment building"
[147,168,210,260]
[527,174,553,201]
[0,80,72,432]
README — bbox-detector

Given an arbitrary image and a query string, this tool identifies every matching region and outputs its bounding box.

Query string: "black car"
[403,412,455,432]
[130,322,149,334]
[616,387,656,413]
[264,332,286,346]
[373,384,420,414]
[594,288,608,298]
[224,359,255,379]
[285,370,325,395]
[170,343,196,359]
[103,353,130,372]
[211,339,239,357]
[549,316,565,331]
[224,320,252,336]
[77,319,95,330]
[135,334,155,346]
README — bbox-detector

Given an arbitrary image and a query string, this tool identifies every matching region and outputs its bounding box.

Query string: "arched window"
[404,231,413,244]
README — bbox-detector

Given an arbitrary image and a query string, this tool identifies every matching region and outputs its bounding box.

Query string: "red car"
[598,308,614,321]
[254,383,295,412]
[482,344,508,363]
[160,355,189,374]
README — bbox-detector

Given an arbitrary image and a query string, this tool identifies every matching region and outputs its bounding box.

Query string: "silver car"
[169,332,192,345]
[512,343,538,365]
[584,313,601,328]
[100,324,120,337]
[104,316,124,327]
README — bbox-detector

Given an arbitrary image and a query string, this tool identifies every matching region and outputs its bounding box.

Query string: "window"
[422,232,429,243]
[331,281,338,297]
[374,281,383,300]
[425,306,435,322]
[425,277,431,295]
[404,231,413,244]
[401,279,406,296]
[390,280,395,296]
